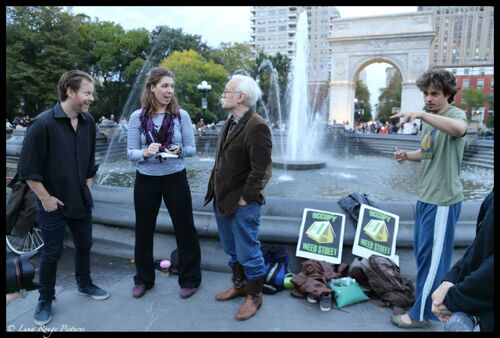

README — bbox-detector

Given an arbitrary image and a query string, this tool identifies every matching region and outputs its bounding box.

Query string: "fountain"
[272,11,326,170]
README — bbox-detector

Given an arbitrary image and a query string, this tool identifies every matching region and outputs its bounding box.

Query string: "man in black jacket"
[18,70,109,326]
[431,189,494,331]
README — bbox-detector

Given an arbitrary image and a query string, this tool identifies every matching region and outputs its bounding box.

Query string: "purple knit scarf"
[139,108,181,153]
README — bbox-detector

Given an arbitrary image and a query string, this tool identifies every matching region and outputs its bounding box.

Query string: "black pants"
[37,208,93,301]
[133,169,201,289]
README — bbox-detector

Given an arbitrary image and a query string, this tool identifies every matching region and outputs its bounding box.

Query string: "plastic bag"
[328,277,369,308]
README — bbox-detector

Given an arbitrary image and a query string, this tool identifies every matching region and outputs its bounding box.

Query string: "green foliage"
[376,73,402,123]
[354,80,372,122]
[6,6,82,120]
[7,6,264,125]
[160,50,228,123]
[75,19,151,119]
[149,26,211,66]
[209,42,256,76]
[6,7,221,122]
[460,88,486,112]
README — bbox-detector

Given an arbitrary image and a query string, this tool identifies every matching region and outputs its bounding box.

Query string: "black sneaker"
[34,300,52,326]
[320,293,332,312]
[78,283,110,300]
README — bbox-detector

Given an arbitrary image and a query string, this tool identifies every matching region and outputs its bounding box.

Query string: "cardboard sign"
[352,204,400,265]
[296,208,346,264]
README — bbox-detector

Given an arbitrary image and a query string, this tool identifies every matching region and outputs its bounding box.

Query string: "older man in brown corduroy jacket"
[204,74,272,321]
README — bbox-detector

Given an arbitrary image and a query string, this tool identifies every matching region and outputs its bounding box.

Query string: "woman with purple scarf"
[127,67,201,300]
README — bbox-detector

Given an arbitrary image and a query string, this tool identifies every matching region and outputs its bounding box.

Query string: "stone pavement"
[6,246,449,332]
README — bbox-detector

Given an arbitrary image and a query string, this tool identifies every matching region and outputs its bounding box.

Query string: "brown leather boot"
[236,276,265,321]
[215,262,247,301]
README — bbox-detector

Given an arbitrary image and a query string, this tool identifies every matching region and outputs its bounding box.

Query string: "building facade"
[250,6,340,82]
[418,6,494,66]
[439,64,494,127]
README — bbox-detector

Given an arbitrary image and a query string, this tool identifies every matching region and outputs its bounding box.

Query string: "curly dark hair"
[416,68,458,104]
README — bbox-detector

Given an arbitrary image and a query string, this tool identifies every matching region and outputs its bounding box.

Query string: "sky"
[69,6,419,112]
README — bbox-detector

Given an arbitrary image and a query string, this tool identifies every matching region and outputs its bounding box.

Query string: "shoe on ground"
[391,314,430,329]
[180,287,197,299]
[320,293,332,312]
[34,300,52,326]
[132,284,146,298]
[306,294,318,304]
[78,283,110,300]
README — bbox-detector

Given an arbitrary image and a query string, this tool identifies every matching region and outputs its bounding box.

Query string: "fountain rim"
[272,158,326,170]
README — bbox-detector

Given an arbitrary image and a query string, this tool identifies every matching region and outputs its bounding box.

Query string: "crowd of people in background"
[7,114,421,138]
[6,115,32,129]
[336,119,412,135]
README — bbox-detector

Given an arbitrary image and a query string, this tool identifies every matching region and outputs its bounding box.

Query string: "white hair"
[231,74,263,108]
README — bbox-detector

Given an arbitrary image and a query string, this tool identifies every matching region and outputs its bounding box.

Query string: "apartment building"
[250,6,340,82]
[418,6,494,66]
[443,64,494,119]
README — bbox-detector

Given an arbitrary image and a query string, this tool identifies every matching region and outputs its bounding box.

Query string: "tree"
[376,73,402,123]
[75,17,150,119]
[460,88,486,123]
[6,6,82,120]
[149,26,211,67]
[209,42,256,76]
[354,80,372,122]
[160,50,228,123]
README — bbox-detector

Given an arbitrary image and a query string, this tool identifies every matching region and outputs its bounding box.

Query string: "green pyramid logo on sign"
[306,221,335,244]
[363,219,389,242]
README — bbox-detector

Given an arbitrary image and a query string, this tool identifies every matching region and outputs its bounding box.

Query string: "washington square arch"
[327,11,435,133]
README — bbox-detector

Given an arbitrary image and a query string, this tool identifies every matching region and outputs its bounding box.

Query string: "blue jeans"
[213,200,266,281]
[37,208,93,301]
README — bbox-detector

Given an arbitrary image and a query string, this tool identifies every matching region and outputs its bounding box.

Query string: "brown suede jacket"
[204,110,272,217]
[291,260,348,299]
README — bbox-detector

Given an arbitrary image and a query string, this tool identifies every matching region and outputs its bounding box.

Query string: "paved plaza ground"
[6,246,455,332]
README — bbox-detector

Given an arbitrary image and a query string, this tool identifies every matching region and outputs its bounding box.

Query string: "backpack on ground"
[337,192,377,226]
[261,244,290,294]
[358,255,415,309]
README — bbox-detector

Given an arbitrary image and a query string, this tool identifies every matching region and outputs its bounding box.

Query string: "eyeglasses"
[221,90,242,97]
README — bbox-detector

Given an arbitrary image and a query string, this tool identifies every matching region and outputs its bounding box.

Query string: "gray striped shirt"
[127,108,196,176]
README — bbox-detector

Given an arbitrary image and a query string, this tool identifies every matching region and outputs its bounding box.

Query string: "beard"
[220,98,226,107]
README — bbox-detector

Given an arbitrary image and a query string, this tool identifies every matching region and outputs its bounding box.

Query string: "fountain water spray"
[273,10,326,169]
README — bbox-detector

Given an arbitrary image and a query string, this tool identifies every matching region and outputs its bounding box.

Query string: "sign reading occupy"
[295,208,346,264]
[352,204,400,265]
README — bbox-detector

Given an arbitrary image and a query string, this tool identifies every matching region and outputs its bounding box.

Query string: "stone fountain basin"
[88,184,481,272]
[272,159,326,170]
